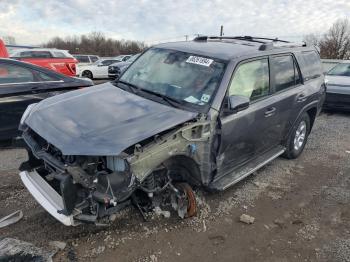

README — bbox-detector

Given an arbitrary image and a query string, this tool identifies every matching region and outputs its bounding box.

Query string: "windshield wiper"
[138,88,184,109]
[115,80,139,94]
[114,80,184,109]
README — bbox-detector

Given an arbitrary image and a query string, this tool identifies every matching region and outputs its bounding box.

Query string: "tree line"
[304,18,350,59]
[43,32,147,57]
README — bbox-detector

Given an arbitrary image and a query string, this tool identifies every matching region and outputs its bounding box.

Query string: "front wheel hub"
[171,183,197,219]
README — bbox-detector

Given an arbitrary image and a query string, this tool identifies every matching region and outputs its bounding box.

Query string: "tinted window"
[297,51,322,81]
[18,51,33,58]
[0,63,34,84]
[53,51,67,58]
[271,55,300,92]
[229,59,269,101]
[75,55,90,63]
[37,71,58,81]
[101,60,118,66]
[327,63,350,76]
[90,56,99,62]
[19,51,53,58]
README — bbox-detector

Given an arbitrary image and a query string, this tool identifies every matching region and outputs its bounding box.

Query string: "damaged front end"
[20,129,136,226]
[19,122,205,226]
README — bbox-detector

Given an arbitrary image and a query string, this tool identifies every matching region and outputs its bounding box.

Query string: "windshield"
[128,54,140,63]
[327,63,350,76]
[119,48,226,108]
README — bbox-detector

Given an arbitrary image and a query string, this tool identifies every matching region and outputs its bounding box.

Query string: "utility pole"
[220,25,224,37]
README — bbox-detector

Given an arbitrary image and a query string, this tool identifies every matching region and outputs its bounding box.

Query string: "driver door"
[217,57,282,174]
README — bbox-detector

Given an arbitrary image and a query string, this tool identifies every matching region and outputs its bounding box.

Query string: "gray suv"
[18,36,325,225]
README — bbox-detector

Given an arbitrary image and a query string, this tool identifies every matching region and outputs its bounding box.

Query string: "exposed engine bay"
[20,126,201,225]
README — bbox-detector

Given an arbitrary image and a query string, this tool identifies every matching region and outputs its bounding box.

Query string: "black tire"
[283,113,311,159]
[82,70,93,79]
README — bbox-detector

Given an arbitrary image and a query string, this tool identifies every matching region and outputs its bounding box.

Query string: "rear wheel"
[82,70,93,79]
[283,113,310,159]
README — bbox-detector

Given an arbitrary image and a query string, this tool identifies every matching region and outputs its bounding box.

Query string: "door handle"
[297,93,307,102]
[264,107,276,117]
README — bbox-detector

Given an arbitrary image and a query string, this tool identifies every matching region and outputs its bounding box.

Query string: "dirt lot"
[0,112,349,262]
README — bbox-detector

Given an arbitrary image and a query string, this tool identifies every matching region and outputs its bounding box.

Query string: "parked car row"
[0,58,93,144]
[77,58,122,79]
[108,53,140,79]
[10,48,78,77]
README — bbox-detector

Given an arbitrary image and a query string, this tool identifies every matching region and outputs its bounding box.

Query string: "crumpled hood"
[25,82,197,155]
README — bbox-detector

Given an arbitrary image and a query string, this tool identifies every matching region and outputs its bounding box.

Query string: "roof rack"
[193,35,307,50]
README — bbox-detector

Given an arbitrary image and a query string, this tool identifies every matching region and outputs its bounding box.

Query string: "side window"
[19,51,33,58]
[228,59,269,101]
[271,55,299,92]
[297,51,322,81]
[37,71,58,81]
[75,56,90,63]
[0,63,34,84]
[31,51,52,58]
[90,56,99,63]
[53,51,67,58]
[101,60,116,66]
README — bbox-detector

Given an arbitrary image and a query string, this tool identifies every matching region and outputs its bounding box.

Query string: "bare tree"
[319,18,350,59]
[43,31,147,56]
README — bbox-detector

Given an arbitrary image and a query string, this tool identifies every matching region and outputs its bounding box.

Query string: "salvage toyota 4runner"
[19,36,325,226]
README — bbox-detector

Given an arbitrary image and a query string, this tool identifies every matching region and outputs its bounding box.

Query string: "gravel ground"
[0,112,349,262]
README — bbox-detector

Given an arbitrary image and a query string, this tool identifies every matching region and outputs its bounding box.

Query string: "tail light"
[67,63,76,74]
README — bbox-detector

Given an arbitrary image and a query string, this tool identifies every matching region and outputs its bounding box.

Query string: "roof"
[154,36,313,61]
[11,48,69,53]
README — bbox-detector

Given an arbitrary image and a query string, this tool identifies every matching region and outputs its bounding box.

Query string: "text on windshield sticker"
[186,56,213,67]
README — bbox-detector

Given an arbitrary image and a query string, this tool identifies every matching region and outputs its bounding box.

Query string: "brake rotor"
[172,183,197,218]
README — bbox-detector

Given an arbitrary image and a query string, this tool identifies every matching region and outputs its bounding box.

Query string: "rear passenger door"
[269,54,304,141]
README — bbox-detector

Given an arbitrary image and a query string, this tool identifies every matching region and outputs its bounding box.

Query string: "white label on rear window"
[186,56,213,67]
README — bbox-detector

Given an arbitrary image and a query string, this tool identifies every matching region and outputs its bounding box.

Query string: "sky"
[0,0,349,45]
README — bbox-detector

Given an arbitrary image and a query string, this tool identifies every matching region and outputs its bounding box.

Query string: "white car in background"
[78,58,121,79]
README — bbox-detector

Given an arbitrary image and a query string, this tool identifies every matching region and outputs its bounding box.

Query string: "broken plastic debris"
[239,214,255,224]
[0,238,55,262]
[0,210,23,228]
[154,207,171,218]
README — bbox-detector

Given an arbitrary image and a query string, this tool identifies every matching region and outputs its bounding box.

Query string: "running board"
[209,146,285,191]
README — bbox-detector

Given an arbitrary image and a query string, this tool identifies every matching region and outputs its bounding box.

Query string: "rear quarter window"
[75,55,90,63]
[20,51,52,58]
[0,63,34,84]
[53,51,67,58]
[296,51,322,81]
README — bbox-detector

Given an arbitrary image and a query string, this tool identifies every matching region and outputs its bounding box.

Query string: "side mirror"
[97,63,104,67]
[228,95,249,113]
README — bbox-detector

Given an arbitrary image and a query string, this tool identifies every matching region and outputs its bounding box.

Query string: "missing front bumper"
[19,170,76,226]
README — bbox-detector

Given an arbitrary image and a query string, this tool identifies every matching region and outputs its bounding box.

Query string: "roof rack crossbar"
[193,35,307,50]
[194,35,290,43]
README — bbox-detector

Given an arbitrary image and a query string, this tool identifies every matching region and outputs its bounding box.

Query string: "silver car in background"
[324,61,350,111]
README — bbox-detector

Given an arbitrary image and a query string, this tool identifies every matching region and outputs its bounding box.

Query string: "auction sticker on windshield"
[186,56,213,67]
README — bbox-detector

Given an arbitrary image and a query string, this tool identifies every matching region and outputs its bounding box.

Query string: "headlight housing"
[19,103,37,129]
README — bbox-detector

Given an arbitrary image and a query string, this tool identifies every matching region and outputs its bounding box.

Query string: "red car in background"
[9,48,77,77]
[0,39,9,58]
